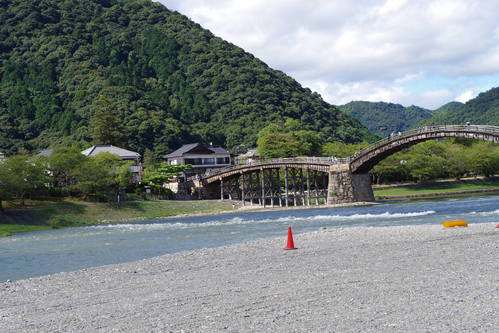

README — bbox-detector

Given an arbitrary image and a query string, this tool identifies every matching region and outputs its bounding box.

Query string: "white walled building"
[164,143,231,170]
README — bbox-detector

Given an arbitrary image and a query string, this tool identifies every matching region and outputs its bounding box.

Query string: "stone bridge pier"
[327,170,375,204]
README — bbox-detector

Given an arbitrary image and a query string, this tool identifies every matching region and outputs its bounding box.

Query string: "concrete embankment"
[1,223,497,332]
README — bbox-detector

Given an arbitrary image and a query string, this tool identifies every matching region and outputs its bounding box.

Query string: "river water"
[1,195,497,282]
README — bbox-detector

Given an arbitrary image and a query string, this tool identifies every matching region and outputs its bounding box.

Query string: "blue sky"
[161,0,499,109]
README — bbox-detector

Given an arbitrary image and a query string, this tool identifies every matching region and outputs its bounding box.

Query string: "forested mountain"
[338,101,433,136]
[419,88,499,126]
[414,102,462,127]
[0,0,372,156]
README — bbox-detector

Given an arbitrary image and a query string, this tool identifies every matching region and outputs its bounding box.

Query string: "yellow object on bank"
[441,220,468,228]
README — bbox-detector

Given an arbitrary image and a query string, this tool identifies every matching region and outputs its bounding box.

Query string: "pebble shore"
[1,223,497,332]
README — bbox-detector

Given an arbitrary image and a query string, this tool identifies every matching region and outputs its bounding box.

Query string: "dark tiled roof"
[164,143,200,158]
[164,143,230,158]
[209,146,230,154]
[81,145,140,159]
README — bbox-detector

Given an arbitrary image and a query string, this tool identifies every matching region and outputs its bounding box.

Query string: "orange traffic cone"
[284,226,298,250]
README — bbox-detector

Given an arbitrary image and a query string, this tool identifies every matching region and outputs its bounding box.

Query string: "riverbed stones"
[0,223,497,332]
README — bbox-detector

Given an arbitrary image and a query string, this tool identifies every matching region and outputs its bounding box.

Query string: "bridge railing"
[351,124,499,161]
[187,156,351,181]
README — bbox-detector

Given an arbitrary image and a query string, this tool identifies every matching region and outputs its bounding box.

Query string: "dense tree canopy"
[0,150,137,205]
[321,141,368,158]
[0,155,48,207]
[257,119,323,158]
[370,139,499,184]
[0,0,372,158]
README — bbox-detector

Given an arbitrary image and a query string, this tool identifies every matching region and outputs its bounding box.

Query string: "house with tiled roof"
[164,143,232,174]
[81,145,142,182]
[81,145,141,160]
[235,148,260,165]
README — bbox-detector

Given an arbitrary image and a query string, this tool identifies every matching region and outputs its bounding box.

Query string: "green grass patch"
[0,199,237,236]
[374,180,499,197]
[0,224,51,236]
[52,200,237,224]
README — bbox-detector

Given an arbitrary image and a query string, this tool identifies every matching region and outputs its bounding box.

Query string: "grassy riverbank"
[0,199,237,236]
[373,179,499,199]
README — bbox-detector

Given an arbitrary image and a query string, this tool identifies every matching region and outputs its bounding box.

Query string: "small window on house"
[185,158,202,165]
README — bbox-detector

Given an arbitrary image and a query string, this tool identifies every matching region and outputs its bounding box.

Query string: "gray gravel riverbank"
[1,223,498,332]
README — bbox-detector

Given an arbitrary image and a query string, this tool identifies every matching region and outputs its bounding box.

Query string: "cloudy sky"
[160,0,499,109]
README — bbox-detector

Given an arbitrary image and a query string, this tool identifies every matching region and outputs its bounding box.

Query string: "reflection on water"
[0,195,497,282]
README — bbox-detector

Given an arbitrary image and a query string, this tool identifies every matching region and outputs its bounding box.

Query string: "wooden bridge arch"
[350,125,499,174]
[189,158,346,207]
[200,159,340,184]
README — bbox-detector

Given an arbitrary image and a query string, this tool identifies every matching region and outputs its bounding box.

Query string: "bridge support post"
[261,168,266,207]
[241,173,245,206]
[299,169,305,206]
[249,173,254,206]
[284,168,289,207]
[220,179,224,201]
[268,169,275,208]
[277,170,283,207]
[306,168,311,206]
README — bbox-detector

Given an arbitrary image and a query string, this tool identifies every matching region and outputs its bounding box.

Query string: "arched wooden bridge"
[188,125,499,206]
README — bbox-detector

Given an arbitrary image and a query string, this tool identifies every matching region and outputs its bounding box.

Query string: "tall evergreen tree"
[92,95,126,147]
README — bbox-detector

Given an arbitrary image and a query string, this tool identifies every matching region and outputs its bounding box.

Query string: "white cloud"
[160,0,499,109]
[456,90,477,103]
[303,80,454,109]
[394,73,420,84]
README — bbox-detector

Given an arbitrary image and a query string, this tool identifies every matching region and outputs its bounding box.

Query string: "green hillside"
[431,101,463,118]
[339,101,433,136]
[420,88,499,126]
[0,0,372,156]
[415,101,463,127]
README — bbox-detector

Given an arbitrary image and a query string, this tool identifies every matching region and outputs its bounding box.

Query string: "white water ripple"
[471,209,499,217]
[86,210,436,232]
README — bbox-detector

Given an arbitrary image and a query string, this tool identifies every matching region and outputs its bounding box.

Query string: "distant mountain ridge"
[338,101,433,136]
[0,0,372,155]
[419,88,499,126]
[339,88,499,137]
